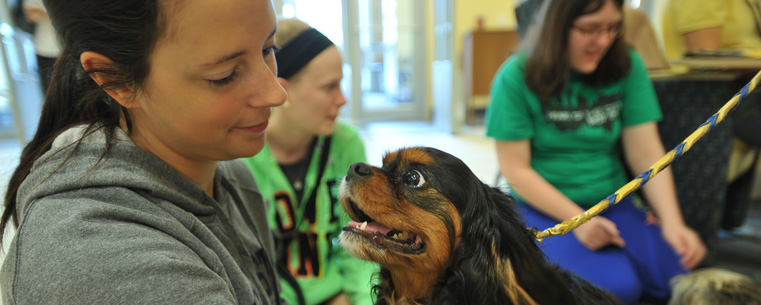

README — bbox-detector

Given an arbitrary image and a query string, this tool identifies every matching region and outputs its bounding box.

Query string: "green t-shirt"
[485,49,662,208]
[241,122,378,305]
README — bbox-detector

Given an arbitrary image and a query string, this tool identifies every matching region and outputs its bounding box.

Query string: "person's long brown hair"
[520,0,630,99]
[0,0,169,241]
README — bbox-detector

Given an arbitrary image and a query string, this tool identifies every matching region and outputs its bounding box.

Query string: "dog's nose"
[346,162,373,182]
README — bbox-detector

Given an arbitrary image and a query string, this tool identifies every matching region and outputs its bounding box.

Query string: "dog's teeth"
[393,232,410,240]
[360,221,367,230]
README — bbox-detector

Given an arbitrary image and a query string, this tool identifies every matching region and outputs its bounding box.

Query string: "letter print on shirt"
[542,94,622,131]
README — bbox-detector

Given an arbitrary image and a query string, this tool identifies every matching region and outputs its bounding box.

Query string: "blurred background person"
[241,18,377,305]
[22,0,60,94]
[661,0,761,60]
[662,0,761,232]
[486,0,706,304]
[1,0,287,303]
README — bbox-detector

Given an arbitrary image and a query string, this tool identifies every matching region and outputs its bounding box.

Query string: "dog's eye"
[403,170,426,188]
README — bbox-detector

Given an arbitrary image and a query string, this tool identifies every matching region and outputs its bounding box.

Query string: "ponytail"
[0,0,162,242]
[0,46,128,239]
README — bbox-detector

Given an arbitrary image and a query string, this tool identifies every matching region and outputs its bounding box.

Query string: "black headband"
[276,28,335,79]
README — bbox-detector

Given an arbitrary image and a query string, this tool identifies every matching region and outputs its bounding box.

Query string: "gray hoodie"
[1,125,285,305]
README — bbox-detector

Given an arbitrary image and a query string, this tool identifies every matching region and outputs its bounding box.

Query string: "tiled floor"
[360,122,499,184]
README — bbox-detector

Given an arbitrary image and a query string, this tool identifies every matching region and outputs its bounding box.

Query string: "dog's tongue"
[348,221,392,235]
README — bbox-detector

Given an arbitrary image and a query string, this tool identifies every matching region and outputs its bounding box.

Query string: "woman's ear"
[80,51,137,108]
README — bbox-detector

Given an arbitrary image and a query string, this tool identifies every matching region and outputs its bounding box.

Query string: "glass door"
[280,0,427,123]
[344,0,426,122]
[280,0,345,46]
[0,0,44,144]
[432,0,457,132]
[278,0,354,122]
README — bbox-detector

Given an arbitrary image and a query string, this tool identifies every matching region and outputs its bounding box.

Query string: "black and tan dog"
[338,147,622,305]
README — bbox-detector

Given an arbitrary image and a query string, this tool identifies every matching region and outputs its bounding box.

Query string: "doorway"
[280,0,428,123]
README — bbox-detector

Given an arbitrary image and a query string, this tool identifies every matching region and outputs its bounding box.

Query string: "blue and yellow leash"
[535,69,761,241]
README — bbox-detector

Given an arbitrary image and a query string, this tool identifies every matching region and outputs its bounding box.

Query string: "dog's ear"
[372,269,394,305]
[430,183,578,304]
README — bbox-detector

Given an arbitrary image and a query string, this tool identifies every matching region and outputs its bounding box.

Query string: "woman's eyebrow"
[202,51,247,68]
[200,27,277,68]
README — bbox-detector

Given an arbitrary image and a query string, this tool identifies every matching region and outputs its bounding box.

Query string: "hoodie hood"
[5,124,283,305]
[17,125,216,222]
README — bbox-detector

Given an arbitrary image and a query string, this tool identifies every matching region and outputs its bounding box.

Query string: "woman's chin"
[572,57,602,74]
[236,141,266,159]
[316,124,335,136]
[573,63,600,74]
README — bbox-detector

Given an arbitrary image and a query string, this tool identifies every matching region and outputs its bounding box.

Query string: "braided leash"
[535,69,761,241]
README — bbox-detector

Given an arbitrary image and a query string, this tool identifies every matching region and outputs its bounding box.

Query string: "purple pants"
[518,196,688,305]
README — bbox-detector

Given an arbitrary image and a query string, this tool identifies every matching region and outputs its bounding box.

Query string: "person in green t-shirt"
[485,0,706,304]
[241,18,378,305]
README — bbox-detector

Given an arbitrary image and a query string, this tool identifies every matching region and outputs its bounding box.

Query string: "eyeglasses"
[572,24,622,39]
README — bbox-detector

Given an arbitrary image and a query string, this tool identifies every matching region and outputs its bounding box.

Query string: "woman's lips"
[237,121,268,134]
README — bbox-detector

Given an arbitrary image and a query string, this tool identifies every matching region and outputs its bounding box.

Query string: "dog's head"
[339,147,468,269]
[338,147,580,305]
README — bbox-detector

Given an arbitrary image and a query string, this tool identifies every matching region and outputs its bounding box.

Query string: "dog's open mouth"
[342,198,426,254]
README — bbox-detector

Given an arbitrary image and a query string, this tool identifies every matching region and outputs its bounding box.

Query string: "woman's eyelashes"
[265,45,281,58]
[324,82,339,92]
[208,68,238,87]
[207,45,280,87]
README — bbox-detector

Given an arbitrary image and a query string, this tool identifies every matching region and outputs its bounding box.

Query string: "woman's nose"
[251,64,287,108]
[593,32,616,47]
[336,91,347,107]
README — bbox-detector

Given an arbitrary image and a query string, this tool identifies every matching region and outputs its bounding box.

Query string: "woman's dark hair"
[0,1,169,238]
[520,0,629,99]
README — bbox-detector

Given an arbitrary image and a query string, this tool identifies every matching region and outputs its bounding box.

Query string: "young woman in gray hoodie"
[0,0,288,304]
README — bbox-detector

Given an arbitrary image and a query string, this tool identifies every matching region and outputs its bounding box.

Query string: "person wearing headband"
[241,18,377,305]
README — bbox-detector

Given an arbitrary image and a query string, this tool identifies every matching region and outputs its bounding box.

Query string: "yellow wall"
[426,1,435,117]
[454,0,517,68]
[420,0,518,122]
[443,0,516,117]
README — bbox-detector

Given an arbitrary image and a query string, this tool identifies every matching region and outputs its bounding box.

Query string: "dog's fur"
[668,268,761,305]
[338,147,622,305]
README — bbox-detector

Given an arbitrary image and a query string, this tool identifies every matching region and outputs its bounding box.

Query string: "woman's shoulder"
[625,48,647,71]
[501,53,527,73]
[332,121,364,144]
[329,122,366,164]
[12,189,185,259]
[23,187,181,222]
[219,159,257,182]
[219,159,262,195]
[3,190,237,304]
[493,53,528,85]
[334,121,360,134]
[616,48,651,85]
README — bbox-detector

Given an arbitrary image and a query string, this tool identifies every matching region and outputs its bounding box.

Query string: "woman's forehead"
[153,0,276,61]
[159,0,275,43]
[297,47,343,80]
[574,2,621,25]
